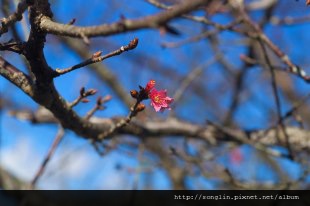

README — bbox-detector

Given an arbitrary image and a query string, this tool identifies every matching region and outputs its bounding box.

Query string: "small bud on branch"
[136,103,145,112]
[130,90,138,98]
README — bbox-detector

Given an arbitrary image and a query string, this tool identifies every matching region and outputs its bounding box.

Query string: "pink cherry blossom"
[149,88,173,112]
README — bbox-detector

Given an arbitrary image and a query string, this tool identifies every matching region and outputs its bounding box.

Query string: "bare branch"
[30,127,65,189]
[0,56,34,96]
[0,0,32,36]
[61,37,133,108]
[85,95,112,120]
[53,38,138,77]
[39,0,209,38]
[69,87,98,108]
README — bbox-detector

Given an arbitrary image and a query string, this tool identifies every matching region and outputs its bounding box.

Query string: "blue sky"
[0,0,309,189]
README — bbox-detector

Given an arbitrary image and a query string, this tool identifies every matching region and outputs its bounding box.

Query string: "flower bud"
[129,38,139,49]
[130,90,138,98]
[81,98,90,103]
[92,51,102,58]
[85,89,97,96]
[80,87,85,96]
[102,95,112,102]
[136,103,145,112]
[97,96,103,105]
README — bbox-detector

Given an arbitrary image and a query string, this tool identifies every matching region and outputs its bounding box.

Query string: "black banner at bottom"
[0,190,309,206]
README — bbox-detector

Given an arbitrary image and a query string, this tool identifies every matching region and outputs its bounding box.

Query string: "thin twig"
[147,0,242,30]
[257,34,309,83]
[69,87,97,108]
[97,101,142,140]
[258,40,294,160]
[29,86,99,189]
[271,15,310,25]
[132,143,144,190]
[235,5,307,159]
[0,40,25,54]
[85,95,112,120]
[96,85,150,141]
[206,120,286,158]
[236,6,310,83]
[240,54,310,83]
[30,127,65,189]
[53,38,138,77]
[151,0,310,83]
[92,139,117,156]
[171,57,218,110]
[255,93,310,140]
[162,19,242,48]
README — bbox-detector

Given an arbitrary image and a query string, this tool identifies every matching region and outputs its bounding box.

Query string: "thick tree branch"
[3,0,131,142]
[38,0,209,38]
[8,107,310,152]
[0,56,34,96]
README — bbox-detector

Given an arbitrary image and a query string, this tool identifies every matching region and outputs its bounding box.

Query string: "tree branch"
[53,38,138,77]
[0,0,32,36]
[8,107,310,152]
[38,0,209,38]
[0,56,34,97]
